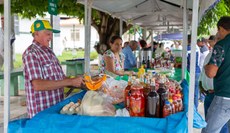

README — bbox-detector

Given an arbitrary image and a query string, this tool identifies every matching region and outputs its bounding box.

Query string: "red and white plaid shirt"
[23,41,65,118]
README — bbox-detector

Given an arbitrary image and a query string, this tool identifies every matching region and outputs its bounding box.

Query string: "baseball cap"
[30,20,60,33]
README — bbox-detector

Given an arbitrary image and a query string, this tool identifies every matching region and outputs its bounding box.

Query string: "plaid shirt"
[23,41,65,118]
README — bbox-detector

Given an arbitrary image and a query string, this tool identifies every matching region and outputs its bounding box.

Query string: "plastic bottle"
[172,96,179,113]
[138,65,145,78]
[146,78,160,117]
[157,77,168,118]
[163,101,172,118]
[168,98,175,114]
[177,97,183,112]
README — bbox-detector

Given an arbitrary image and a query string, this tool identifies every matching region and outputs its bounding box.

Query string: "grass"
[14,50,98,69]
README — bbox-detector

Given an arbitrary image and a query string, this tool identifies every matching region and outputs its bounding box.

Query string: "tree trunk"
[92,11,132,54]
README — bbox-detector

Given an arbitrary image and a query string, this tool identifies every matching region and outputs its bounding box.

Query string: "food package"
[78,91,116,116]
[101,78,128,104]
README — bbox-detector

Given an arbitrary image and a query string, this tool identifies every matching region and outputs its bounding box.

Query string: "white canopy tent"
[2,0,219,133]
[78,0,219,133]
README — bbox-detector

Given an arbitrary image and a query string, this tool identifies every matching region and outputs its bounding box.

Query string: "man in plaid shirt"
[23,20,85,118]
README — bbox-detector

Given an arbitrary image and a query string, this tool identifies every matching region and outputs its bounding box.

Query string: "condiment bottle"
[146,78,160,117]
[157,76,168,118]
[163,101,172,118]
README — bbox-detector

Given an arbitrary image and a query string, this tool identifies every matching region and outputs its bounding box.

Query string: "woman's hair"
[110,35,122,44]
[217,16,230,31]
[139,40,147,48]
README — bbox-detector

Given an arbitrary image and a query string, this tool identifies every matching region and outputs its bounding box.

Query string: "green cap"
[30,19,60,33]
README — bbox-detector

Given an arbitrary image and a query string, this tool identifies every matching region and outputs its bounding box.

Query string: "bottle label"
[130,96,145,116]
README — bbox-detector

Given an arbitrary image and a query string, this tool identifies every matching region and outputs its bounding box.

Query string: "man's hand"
[71,76,85,88]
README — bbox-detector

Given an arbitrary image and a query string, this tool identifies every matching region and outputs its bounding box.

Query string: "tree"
[0,0,132,54]
[198,0,230,36]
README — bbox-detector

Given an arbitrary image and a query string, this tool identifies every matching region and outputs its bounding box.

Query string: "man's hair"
[208,35,216,41]
[129,40,138,46]
[217,16,230,31]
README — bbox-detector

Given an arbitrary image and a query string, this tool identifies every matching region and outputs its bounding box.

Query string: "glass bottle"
[146,56,151,69]
[157,76,168,118]
[129,84,145,117]
[146,78,160,117]
[142,57,146,68]
[124,76,132,110]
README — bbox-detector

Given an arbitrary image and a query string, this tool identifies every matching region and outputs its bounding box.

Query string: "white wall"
[14,17,99,55]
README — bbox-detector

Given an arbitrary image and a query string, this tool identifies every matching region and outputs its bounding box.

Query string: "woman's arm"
[104,56,128,76]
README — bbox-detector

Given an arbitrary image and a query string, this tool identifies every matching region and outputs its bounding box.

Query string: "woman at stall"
[99,35,132,76]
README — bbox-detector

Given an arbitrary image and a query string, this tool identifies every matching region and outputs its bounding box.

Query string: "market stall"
[8,69,205,133]
[2,0,220,133]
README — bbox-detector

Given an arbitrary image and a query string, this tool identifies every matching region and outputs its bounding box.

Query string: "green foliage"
[198,0,230,36]
[0,0,100,21]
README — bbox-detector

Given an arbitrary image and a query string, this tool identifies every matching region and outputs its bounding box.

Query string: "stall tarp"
[154,33,183,40]
[8,79,206,133]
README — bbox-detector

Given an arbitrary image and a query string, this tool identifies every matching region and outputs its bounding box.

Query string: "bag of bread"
[78,91,115,116]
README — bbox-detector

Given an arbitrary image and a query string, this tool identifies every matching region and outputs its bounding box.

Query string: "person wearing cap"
[23,19,85,118]
[0,16,16,70]
[202,16,230,133]
[199,34,229,133]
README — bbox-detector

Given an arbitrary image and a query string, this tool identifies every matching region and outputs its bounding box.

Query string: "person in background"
[139,39,151,50]
[187,34,201,110]
[199,34,229,133]
[23,20,85,118]
[0,16,16,70]
[153,42,158,52]
[123,41,129,49]
[197,37,209,102]
[197,38,209,71]
[99,35,133,76]
[122,40,138,70]
[155,42,165,56]
[202,16,230,133]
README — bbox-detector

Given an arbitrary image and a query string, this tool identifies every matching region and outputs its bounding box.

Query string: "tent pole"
[182,0,188,80]
[119,18,123,38]
[188,0,199,132]
[3,0,11,132]
[84,0,92,74]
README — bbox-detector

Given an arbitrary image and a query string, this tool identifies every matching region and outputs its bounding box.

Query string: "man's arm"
[32,76,84,91]
[205,44,224,78]
[205,64,218,78]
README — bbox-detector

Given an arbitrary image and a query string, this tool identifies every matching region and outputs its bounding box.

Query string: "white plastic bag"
[78,91,116,116]
[102,78,128,104]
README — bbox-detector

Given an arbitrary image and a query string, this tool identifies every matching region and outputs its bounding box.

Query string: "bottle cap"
[165,100,170,105]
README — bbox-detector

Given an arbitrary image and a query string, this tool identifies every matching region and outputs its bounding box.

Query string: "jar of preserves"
[129,84,145,117]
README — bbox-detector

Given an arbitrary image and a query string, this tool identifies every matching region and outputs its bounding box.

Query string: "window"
[71,26,80,41]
